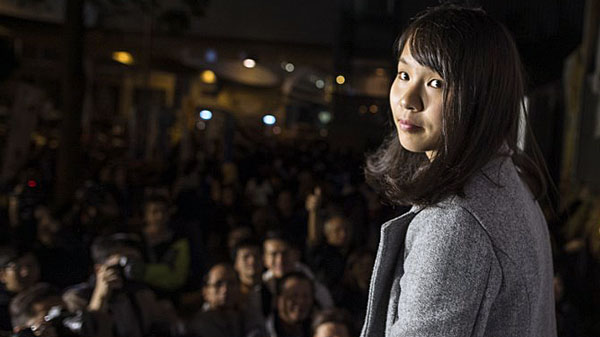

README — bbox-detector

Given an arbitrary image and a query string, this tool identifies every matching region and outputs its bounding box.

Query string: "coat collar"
[360,207,421,337]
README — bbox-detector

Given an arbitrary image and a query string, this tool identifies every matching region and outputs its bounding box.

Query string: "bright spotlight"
[243,58,256,68]
[263,114,276,125]
[315,79,325,89]
[285,63,295,72]
[335,75,345,85]
[199,110,213,120]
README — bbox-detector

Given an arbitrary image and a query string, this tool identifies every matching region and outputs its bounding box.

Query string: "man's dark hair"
[143,194,169,207]
[275,271,313,298]
[230,238,261,263]
[365,4,548,206]
[9,283,59,328]
[311,308,355,337]
[0,246,19,268]
[263,230,300,252]
[201,262,236,287]
[90,233,143,264]
[0,245,35,268]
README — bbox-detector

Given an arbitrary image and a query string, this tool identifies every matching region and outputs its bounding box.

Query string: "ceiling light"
[112,51,134,65]
[201,70,216,84]
[263,114,276,125]
[199,109,213,120]
[243,58,256,68]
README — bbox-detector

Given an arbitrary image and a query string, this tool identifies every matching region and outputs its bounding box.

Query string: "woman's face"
[390,43,444,160]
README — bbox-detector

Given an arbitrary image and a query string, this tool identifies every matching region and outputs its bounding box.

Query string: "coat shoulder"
[407,203,492,252]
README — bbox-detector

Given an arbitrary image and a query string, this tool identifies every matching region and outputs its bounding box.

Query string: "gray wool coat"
[360,156,556,337]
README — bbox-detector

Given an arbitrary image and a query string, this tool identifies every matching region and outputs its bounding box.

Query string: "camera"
[9,330,35,337]
[12,306,87,337]
[109,256,145,282]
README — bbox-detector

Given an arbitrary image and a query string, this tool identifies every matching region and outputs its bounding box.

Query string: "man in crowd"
[62,233,180,337]
[311,309,354,337]
[187,263,263,337]
[141,195,191,298]
[33,205,89,289]
[305,189,352,290]
[0,245,40,332]
[232,239,269,329]
[266,272,315,337]
[233,239,263,299]
[262,231,333,311]
[10,282,111,337]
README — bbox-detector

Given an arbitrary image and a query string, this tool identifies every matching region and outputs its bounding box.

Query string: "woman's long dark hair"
[365,5,548,206]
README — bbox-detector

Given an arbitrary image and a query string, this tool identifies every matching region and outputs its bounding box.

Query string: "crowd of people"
[0,119,587,337]
[0,135,404,337]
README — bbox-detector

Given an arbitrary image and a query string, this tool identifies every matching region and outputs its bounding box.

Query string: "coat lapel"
[360,209,419,337]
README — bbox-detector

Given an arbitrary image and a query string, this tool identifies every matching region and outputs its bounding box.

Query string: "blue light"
[199,110,213,120]
[205,49,218,63]
[263,114,276,125]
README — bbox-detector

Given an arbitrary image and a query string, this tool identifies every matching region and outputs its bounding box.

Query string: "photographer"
[62,234,180,337]
[9,283,110,337]
[0,246,40,332]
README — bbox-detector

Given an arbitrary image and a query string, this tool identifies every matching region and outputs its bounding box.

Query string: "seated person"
[187,263,263,337]
[262,231,332,312]
[311,309,354,337]
[265,272,315,337]
[0,245,40,332]
[10,282,111,337]
[63,233,180,337]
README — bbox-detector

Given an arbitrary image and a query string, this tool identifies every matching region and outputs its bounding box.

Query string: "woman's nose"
[400,86,423,111]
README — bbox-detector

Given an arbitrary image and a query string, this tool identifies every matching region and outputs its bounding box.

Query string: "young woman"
[361,5,556,337]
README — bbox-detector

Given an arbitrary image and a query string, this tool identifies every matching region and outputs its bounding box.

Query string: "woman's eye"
[429,79,443,89]
[398,72,409,80]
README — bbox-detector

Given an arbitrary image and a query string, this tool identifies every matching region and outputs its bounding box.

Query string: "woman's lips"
[398,119,422,131]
